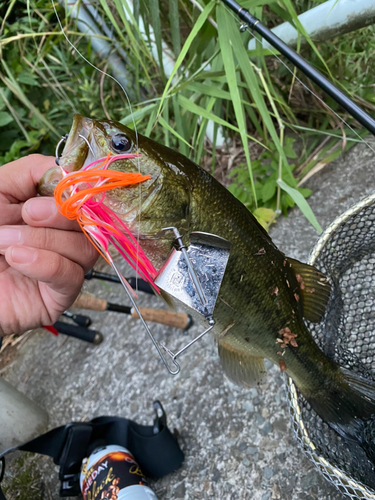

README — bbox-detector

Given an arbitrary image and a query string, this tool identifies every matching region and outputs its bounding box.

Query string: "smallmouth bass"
[40,115,375,465]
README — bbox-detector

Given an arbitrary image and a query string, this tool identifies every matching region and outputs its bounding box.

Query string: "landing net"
[287,192,375,498]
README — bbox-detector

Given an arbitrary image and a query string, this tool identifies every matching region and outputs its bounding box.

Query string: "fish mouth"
[58,114,98,172]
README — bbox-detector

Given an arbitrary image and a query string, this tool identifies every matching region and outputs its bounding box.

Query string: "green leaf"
[217,4,256,205]
[298,187,312,198]
[225,18,291,181]
[0,95,6,112]
[185,82,231,101]
[158,115,192,149]
[253,207,275,229]
[0,111,14,127]
[169,0,181,57]
[156,0,216,117]
[172,94,188,156]
[149,0,165,76]
[261,179,276,202]
[282,0,333,79]
[177,94,266,149]
[283,136,297,159]
[17,72,38,86]
[120,103,157,127]
[242,0,278,6]
[97,0,151,79]
[0,61,59,138]
[277,180,322,233]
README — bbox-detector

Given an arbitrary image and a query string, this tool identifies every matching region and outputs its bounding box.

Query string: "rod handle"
[132,308,190,330]
[53,321,103,344]
[72,294,107,311]
[72,313,92,327]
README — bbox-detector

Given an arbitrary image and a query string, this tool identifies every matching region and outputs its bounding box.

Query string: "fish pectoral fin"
[218,340,266,387]
[287,257,331,323]
[158,289,176,310]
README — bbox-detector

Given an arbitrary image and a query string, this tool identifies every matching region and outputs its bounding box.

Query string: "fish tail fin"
[302,367,375,461]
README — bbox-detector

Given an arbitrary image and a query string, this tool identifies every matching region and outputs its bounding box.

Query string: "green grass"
[0,0,373,230]
[2,454,45,500]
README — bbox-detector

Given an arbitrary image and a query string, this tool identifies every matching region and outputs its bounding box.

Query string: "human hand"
[0,154,98,335]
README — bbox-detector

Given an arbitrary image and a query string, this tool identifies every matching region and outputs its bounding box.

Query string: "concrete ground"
[1,136,375,499]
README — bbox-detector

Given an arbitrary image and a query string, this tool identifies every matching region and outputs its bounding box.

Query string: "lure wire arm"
[162,226,208,306]
[160,317,215,362]
[110,226,217,375]
[110,260,181,375]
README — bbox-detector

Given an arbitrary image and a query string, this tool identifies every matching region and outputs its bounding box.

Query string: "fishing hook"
[78,134,95,157]
[55,134,69,166]
[55,134,95,167]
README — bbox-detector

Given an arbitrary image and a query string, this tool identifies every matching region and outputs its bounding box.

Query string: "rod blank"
[220,0,375,136]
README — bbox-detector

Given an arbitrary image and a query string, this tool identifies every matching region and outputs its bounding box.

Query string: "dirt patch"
[0,331,35,373]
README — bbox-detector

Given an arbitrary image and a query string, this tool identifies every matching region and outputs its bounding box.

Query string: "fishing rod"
[220,0,375,136]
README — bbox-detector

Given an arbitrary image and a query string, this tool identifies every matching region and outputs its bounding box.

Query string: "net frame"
[287,192,375,499]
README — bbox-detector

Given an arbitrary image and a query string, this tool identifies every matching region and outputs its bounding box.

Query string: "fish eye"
[111,134,132,153]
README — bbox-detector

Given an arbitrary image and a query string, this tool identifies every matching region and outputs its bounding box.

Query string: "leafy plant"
[0,0,373,231]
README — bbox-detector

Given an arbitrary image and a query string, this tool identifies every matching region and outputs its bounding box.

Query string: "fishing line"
[51,1,138,143]
[51,0,143,293]
[220,3,375,156]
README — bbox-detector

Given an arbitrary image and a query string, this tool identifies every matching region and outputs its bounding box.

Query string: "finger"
[4,245,85,310]
[22,197,82,232]
[0,255,8,273]
[0,155,55,226]
[0,225,98,273]
[1,154,55,202]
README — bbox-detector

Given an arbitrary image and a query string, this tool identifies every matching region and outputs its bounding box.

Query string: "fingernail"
[11,246,38,264]
[25,198,57,222]
[0,228,21,249]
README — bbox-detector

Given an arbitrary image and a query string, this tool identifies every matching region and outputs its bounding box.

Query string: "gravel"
[1,137,375,499]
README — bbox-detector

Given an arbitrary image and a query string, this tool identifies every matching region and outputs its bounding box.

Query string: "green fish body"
[40,115,375,464]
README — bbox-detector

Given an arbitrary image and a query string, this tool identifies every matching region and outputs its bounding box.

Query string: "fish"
[40,114,375,465]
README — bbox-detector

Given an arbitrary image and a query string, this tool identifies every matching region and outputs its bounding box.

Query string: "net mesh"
[287,192,375,499]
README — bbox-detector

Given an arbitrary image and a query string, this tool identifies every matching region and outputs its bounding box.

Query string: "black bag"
[0,401,184,498]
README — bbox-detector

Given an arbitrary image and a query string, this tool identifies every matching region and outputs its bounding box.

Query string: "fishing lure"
[54,153,158,293]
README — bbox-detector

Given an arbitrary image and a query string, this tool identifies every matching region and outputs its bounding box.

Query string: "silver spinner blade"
[155,231,231,321]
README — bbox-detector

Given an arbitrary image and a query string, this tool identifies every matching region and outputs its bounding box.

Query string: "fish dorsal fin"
[218,340,266,387]
[287,257,331,323]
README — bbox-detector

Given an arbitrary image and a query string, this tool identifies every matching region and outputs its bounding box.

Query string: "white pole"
[248,0,375,50]
[0,377,48,451]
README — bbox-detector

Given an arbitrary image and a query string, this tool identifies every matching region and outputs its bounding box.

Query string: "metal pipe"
[59,0,136,101]
[83,2,133,69]
[220,0,375,136]
[248,0,375,50]
[121,0,226,146]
